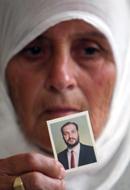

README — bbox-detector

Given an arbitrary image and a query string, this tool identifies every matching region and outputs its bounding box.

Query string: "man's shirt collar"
[68,142,80,154]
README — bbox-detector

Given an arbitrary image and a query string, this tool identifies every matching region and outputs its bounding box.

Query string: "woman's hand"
[0,152,66,190]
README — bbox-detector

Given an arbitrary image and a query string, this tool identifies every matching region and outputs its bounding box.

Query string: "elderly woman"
[0,0,130,190]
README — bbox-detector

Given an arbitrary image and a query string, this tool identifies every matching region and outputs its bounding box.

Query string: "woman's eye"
[72,40,101,62]
[24,47,42,56]
[83,47,99,55]
[21,44,51,65]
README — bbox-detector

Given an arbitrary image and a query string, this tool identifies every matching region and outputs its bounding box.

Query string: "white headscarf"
[0,0,130,190]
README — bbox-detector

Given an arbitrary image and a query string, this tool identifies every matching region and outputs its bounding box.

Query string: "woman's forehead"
[27,19,111,51]
[40,19,107,40]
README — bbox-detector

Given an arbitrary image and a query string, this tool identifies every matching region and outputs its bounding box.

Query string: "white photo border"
[47,111,99,173]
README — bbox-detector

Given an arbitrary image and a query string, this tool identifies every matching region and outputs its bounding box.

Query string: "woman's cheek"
[77,60,116,138]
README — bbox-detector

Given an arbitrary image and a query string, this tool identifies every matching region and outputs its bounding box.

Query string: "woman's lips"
[43,107,79,117]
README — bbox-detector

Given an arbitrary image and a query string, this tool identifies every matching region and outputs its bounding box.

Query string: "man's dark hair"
[61,122,78,135]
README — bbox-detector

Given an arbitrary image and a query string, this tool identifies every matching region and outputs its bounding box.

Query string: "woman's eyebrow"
[37,31,106,40]
[73,32,107,40]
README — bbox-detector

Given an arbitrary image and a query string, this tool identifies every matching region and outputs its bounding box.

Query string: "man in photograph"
[58,122,97,169]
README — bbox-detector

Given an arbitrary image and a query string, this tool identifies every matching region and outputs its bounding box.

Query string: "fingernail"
[60,167,66,179]
[61,180,66,190]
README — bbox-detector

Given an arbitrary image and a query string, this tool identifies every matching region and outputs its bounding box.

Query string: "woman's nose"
[45,47,77,92]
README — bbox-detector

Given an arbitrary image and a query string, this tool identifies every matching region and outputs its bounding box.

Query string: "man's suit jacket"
[58,143,97,169]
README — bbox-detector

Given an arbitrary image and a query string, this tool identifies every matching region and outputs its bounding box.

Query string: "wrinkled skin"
[0,152,66,190]
[3,19,116,190]
[6,20,116,152]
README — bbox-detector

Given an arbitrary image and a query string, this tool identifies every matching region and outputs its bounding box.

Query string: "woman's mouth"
[44,107,79,117]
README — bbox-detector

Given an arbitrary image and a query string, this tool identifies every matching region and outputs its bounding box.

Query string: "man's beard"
[64,136,79,148]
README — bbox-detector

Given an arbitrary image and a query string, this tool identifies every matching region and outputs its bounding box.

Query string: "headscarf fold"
[0,1,130,189]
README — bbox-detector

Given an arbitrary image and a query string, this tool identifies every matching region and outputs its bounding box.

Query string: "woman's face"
[6,20,116,153]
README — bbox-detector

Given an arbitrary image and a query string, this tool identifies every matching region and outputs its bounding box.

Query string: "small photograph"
[47,111,98,173]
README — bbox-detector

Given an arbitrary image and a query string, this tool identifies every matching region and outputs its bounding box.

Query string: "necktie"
[71,150,75,168]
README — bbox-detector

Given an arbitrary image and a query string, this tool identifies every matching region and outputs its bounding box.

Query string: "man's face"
[62,124,79,148]
[6,20,116,153]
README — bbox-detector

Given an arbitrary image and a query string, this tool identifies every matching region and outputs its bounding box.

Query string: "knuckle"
[30,172,40,188]
[25,172,43,189]
[26,152,35,163]
[45,158,59,171]
[53,159,60,169]
[49,159,63,179]
[53,160,61,173]
[25,152,37,170]
[54,180,64,190]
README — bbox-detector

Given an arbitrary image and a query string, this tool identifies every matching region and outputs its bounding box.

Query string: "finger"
[0,174,66,190]
[0,175,16,190]
[21,172,66,190]
[0,152,66,180]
